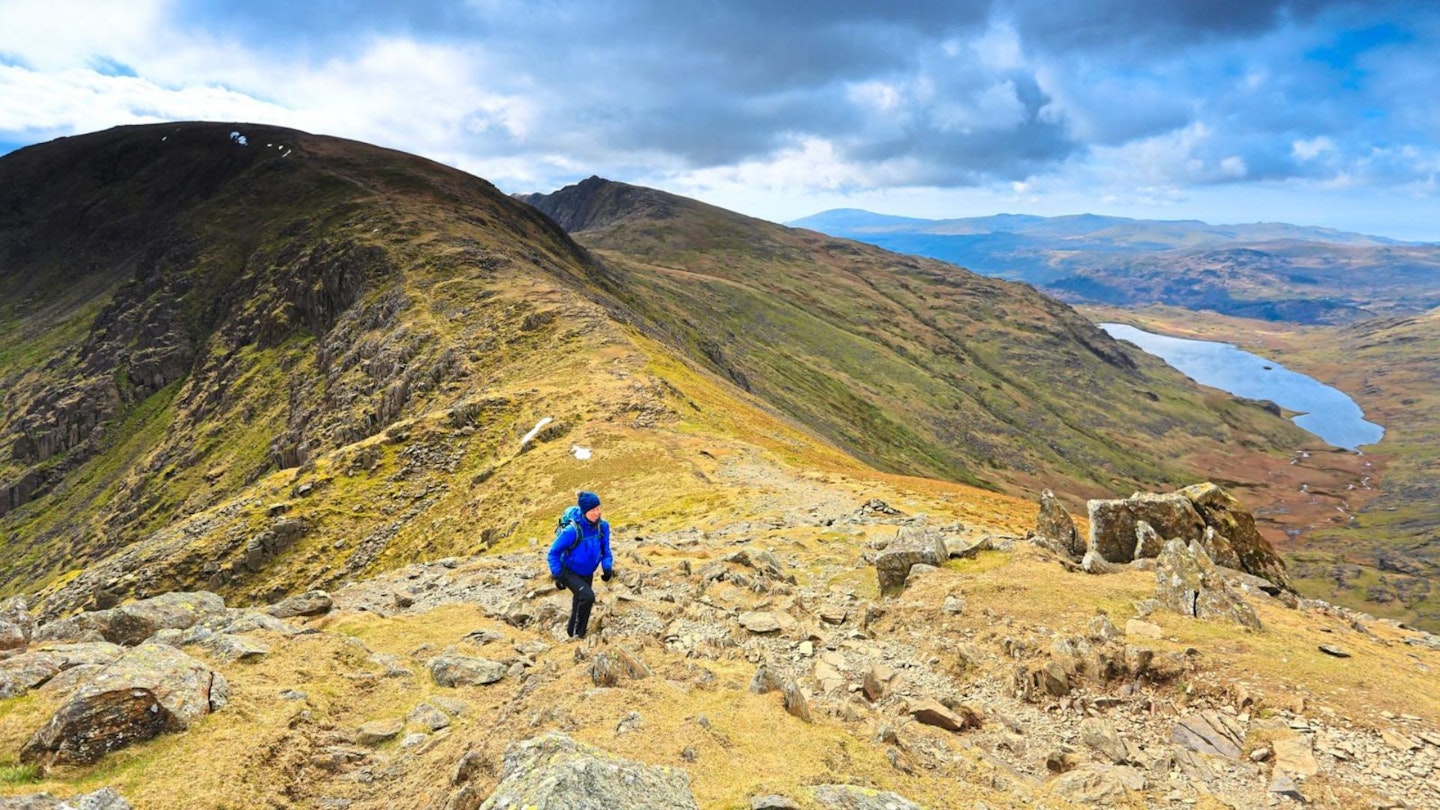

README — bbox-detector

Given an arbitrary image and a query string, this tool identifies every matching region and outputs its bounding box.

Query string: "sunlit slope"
[521,177,1314,499]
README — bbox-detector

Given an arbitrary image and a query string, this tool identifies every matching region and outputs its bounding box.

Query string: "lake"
[1100,323,1384,450]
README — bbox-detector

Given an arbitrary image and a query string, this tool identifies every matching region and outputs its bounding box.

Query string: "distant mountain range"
[790,209,1440,324]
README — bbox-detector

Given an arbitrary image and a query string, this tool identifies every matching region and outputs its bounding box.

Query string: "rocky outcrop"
[21,643,228,767]
[1034,490,1084,559]
[1177,483,1292,591]
[875,527,948,596]
[1087,484,1291,591]
[84,591,228,646]
[0,596,34,651]
[476,732,698,810]
[1155,540,1262,629]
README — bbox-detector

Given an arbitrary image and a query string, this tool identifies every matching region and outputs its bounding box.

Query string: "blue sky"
[2,0,1438,240]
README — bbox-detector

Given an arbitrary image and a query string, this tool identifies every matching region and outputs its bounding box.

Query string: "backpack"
[554,505,584,557]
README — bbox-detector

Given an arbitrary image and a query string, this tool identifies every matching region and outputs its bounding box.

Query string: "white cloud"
[0,0,170,71]
[1292,136,1335,161]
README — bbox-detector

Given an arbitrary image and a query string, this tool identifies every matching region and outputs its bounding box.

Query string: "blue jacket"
[548,518,612,577]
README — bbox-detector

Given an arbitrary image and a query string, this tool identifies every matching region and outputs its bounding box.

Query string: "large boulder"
[875,527,948,596]
[0,596,35,651]
[1035,490,1084,559]
[477,732,698,810]
[0,643,125,700]
[21,643,229,767]
[1088,493,1204,564]
[1177,483,1292,591]
[1155,540,1262,629]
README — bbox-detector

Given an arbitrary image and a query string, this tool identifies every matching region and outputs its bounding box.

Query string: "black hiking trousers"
[559,569,595,638]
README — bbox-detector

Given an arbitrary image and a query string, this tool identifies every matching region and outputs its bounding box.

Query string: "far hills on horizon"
[791,208,1440,324]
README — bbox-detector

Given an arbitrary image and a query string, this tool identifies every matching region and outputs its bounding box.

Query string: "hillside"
[792,209,1440,324]
[519,177,1314,503]
[5,126,1436,810]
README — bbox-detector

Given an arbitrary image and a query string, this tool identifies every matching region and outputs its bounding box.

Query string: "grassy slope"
[523,179,1315,504]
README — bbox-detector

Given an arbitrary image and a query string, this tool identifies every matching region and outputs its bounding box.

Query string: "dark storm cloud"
[160,0,1440,190]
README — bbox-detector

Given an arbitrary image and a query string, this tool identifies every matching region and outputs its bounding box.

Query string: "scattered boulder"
[812,785,923,810]
[21,643,228,767]
[906,697,981,732]
[1272,733,1319,777]
[265,590,334,619]
[477,732,698,809]
[357,718,405,745]
[409,702,453,732]
[1048,764,1143,804]
[875,527,947,596]
[781,680,812,723]
[751,796,802,810]
[1155,540,1261,629]
[1035,490,1084,559]
[862,664,900,702]
[430,656,507,687]
[0,596,35,651]
[1081,718,1138,765]
[738,612,782,634]
[0,788,132,809]
[590,648,652,687]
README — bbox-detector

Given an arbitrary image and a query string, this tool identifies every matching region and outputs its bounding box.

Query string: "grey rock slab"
[738,612,782,633]
[1089,492,1205,564]
[0,596,35,651]
[478,731,698,810]
[0,787,133,809]
[812,785,923,810]
[357,718,405,745]
[751,796,802,810]
[1171,711,1245,760]
[907,697,980,732]
[1155,539,1261,629]
[430,656,507,687]
[409,702,452,731]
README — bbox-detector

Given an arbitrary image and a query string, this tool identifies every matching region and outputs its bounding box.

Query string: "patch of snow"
[572,446,592,461]
[229,131,248,146]
[520,417,553,447]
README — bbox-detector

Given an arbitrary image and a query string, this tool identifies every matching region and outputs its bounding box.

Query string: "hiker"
[548,490,614,640]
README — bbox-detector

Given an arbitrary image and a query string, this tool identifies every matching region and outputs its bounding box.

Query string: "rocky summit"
[2,125,1439,809]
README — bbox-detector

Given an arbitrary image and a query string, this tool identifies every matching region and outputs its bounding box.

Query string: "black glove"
[554,576,566,591]
[601,568,614,582]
